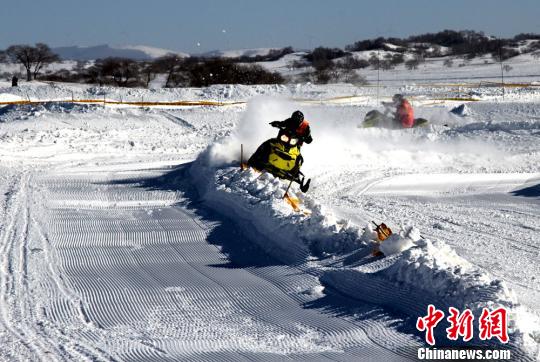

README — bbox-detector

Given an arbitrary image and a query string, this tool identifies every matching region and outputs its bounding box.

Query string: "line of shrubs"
[345,30,539,60]
[67,56,285,88]
[0,51,286,87]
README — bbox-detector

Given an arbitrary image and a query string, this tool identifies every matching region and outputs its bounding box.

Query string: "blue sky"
[1,0,539,53]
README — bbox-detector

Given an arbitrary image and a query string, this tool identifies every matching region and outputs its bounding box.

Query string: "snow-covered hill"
[52,44,188,61]
[199,48,280,58]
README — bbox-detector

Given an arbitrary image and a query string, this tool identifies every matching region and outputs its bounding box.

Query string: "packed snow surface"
[0,79,539,360]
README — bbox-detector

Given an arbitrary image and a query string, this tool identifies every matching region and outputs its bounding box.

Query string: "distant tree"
[100,57,141,87]
[460,56,472,65]
[380,60,393,71]
[405,54,425,70]
[390,53,405,65]
[380,53,398,70]
[290,59,309,69]
[6,43,60,81]
[41,69,72,82]
[513,33,540,41]
[336,56,369,70]
[84,62,106,86]
[528,41,540,53]
[301,63,367,85]
[443,58,454,67]
[304,47,348,71]
[368,53,380,69]
[503,64,513,73]
[346,37,385,51]
[314,69,331,84]
[140,61,159,88]
[405,58,420,70]
[429,45,443,57]
[0,50,5,63]
[346,36,406,52]
[153,54,185,87]
[187,58,283,86]
[333,68,367,84]
[233,46,295,63]
[407,30,467,48]
[74,60,88,73]
[492,47,520,62]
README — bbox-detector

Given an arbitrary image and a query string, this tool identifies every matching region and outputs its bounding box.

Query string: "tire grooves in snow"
[30,170,417,361]
[0,174,114,361]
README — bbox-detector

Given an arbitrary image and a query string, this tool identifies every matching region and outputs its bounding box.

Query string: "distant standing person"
[11,75,18,87]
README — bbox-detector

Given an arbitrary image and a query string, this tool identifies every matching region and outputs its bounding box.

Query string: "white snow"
[118,45,189,58]
[190,144,540,355]
[0,58,539,359]
[202,48,279,58]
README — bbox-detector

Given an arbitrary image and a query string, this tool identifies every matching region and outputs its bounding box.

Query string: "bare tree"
[141,61,159,88]
[84,61,105,86]
[430,45,443,57]
[443,58,454,67]
[153,54,184,87]
[405,54,425,70]
[380,54,395,70]
[100,58,141,87]
[405,58,419,70]
[368,53,380,69]
[6,43,60,81]
[74,60,88,73]
[337,55,369,70]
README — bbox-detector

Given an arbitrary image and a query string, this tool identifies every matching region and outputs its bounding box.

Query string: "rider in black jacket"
[270,110,313,145]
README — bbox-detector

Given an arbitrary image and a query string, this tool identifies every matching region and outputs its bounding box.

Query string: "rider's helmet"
[392,94,404,103]
[291,110,304,126]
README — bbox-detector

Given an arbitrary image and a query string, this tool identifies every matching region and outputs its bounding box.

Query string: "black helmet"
[291,110,304,124]
[392,94,404,102]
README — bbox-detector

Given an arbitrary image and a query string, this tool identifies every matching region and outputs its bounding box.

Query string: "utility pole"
[498,40,505,100]
[377,49,381,105]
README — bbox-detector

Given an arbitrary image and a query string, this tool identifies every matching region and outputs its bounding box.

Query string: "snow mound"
[191,160,364,263]
[190,137,539,356]
[379,227,417,256]
[450,103,471,116]
[0,102,97,122]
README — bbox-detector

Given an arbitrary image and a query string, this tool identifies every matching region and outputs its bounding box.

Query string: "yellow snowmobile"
[248,128,311,192]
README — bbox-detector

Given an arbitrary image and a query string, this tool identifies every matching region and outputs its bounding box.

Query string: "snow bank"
[191,161,364,263]
[190,102,540,355]
[190,156,539,353]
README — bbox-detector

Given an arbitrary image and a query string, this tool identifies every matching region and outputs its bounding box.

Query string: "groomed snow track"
[0,166,422,361]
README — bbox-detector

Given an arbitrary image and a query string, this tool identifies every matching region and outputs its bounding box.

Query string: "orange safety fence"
[359,82,540,88]
[0,99,247,107]
[0,83,536,108]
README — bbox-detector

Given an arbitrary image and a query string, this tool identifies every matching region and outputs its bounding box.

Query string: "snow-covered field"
[0,75,539,360]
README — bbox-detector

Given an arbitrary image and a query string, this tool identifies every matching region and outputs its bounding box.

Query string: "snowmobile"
[247,128,311,193]
[362,109,429,129]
